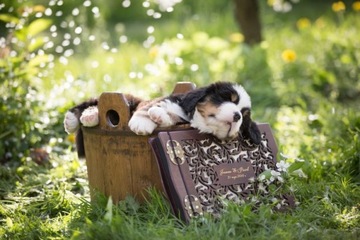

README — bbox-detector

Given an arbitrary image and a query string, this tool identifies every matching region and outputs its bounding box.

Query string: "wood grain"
[82,82,196,203]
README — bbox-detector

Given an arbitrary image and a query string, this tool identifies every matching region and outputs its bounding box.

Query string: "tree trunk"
[233,0,262,45]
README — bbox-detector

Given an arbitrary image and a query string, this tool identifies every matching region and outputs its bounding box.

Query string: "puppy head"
[181,82,261,144]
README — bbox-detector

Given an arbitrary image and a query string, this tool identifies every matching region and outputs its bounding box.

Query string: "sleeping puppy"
[179,82,261,142]
[64,82,261,155]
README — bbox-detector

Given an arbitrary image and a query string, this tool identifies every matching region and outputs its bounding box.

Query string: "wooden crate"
[82,82,195,203]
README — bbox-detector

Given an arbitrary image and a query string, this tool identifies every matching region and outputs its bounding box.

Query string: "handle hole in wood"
[106,109,120,127]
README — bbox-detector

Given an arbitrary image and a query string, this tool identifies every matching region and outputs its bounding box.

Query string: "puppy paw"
[80,106,99,127]
[128,115,157,135]
[64,111,79,134]
[148,106,173,127]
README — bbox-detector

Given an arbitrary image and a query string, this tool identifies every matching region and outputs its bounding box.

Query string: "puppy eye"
[208,114,216,118]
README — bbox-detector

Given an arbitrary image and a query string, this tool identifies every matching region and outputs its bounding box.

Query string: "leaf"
[0,59,7,68]
[0,14,20,24]
[0,130,13,139]
[28,54,49,67]
[258,170,272,180]
[124,195,140,214]
[104,197,113,224]
[288,161,305,173]
[85,217,93,225]
[6,217,13,228]
[27,19,52,37]
[14,29,27,42]
[28,37,47,52]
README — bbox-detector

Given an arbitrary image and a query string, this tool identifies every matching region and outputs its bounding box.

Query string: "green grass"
[1,1,360,239]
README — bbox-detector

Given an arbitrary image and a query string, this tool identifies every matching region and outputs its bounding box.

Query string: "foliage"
[1,155,359,239]
[0,2,76,164]
[0,0,360,239]
[0,5,53,163]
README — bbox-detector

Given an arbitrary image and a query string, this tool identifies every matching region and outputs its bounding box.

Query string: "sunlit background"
[0,0,360,238]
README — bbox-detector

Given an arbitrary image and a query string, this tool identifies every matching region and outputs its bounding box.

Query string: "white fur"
[130,99,189,134]
[64,111,80,134]
[217,102,242,124]
[234,84,251,109]
[80,106,99,127]
[148,99,189,127]
[160,99,189,122]
[148,106,173,127]
[190,109,209,133]
[128,114,158,135]
[190,84,250,140]
[191,102,242,140]
[217,102,243,138]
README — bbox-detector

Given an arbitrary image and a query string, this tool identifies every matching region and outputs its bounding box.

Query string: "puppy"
[64,82,261,156]
[180,82,260,141]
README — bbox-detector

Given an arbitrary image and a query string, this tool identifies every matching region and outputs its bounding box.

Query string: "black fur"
[240,108,261,144]
[179,88,207,118]
[75,128,85,157]
[206,82,240,105]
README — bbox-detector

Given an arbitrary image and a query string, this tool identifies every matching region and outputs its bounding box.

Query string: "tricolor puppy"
[64,82,261,155]
[178,82,261,142]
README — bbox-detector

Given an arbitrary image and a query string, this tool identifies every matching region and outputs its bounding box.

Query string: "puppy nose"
[233,112,241,122]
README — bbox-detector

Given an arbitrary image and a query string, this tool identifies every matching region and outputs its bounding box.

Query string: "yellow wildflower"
[281,49,297,63]
[296,18,311,30]
[32,5,46,13]
[332,1,346,12]
[353,1,360,11]
[229,33,244,43]
[267,0,275,7]
[67,134,76,143]
[315,17,325,28]
[149,46,159,58]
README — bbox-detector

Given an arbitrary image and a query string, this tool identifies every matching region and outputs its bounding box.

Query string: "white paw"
[64,111,79,134]
[80,106,99,127]
[128,115,157,135]
[148,106,173,127]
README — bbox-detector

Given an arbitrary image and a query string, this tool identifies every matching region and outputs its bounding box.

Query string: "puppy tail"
[75,129,86,158]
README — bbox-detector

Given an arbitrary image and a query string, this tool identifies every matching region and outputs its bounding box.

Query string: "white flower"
[258,183,268,193]
[270,170,281,182]
[280,152,290,159]
[276,160,290,172]
[251,196,258,203]
[293,169,307,178]
[259,174,266,181]
[155,0,182,11]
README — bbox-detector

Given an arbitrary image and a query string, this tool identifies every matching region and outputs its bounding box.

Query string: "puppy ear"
[240,108,261,145]
[180,88,207,117]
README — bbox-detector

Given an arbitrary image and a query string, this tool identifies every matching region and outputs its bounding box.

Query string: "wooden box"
[82,82,195,203]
